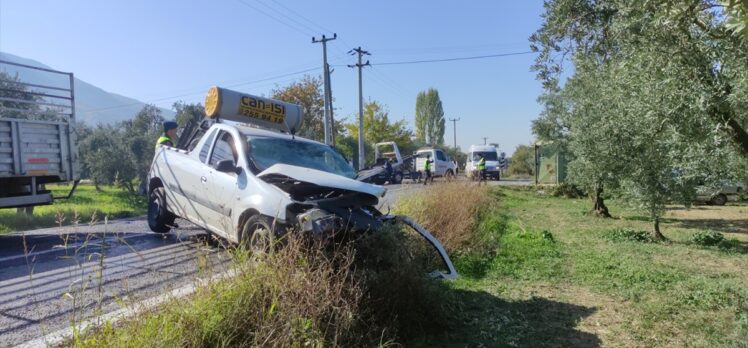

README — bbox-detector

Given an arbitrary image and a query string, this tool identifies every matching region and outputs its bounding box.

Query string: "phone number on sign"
[238,106,285,124]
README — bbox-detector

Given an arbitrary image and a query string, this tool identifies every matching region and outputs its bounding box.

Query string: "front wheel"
[148,187,176,233]
[241,215,280,255]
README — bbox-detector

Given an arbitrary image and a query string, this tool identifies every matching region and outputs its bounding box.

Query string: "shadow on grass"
[624,215,677,224]
[674,218,748,235]
[411,289,600,348]
[624,214,748,235]
[672,238,748,255]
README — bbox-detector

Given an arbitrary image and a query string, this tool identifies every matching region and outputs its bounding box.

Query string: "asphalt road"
[0,176,530,347]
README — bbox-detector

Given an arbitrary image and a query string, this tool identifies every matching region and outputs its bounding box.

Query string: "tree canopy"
[173,101,206,127]
[341,100,414,167]
[531,0,748,237]
[415,88,445,145]
[271,75,342,142]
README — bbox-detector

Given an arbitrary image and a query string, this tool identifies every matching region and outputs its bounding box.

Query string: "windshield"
[246,136,357,179]
[472,151,498,161]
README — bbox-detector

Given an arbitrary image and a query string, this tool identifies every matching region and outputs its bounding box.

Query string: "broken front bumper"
[295,209,458,280]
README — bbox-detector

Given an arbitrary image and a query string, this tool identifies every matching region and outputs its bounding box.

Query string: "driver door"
[435,150,447,176]
[203,130,240,237]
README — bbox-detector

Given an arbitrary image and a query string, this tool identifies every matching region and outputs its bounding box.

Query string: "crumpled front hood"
[258,164,386,198]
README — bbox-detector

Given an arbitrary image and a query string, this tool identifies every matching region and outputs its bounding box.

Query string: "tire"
[148,187,175,233]
[393,172,403,184]
[241,215,279,255]
[710,194,728,206]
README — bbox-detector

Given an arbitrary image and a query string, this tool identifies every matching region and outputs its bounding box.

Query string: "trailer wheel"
[241,215,278,255]
[710,194,728,206]
[148,187,175,233]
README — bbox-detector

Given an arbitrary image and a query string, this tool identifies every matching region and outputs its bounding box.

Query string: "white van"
[466,144,500,180]
[415,147,457,178]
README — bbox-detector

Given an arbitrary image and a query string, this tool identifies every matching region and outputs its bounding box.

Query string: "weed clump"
[604,228,657,243]
[75,226,450,347]
[395,182,496,255]
[550,183,585,198]
[396,183,504,280]
[691,231,725,246]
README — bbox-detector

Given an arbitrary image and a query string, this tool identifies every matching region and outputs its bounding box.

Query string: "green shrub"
[691,231,725,246]
[604,228,656,243]
[541,230,555,242]
[550,183,585,198]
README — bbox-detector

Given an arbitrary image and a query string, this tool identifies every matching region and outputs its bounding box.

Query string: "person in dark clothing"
[384,159,393,184]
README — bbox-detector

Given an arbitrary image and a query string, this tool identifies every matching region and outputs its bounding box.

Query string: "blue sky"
[0,0,544,154]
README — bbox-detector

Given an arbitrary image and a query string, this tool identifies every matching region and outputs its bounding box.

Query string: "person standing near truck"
[423,154,434,185]
[155,121,178,150]
[477,155,487,185]
[384,159,393,184]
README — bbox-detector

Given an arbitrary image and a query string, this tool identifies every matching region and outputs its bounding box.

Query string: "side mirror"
[215,159,242,175]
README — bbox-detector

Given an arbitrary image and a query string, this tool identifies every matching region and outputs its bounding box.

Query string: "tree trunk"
[652,216,667,242]
[591,183,611,218]
[701,67,748,158]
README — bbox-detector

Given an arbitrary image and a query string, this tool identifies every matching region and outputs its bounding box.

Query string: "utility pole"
[449,117,460,149]
[327,67,335,145]
[482,137,488,145]
[312,33,336,145]
[348,46,370,170]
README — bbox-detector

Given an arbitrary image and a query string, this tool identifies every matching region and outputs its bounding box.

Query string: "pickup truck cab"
[415,147,456,178]
[148,87,385,247]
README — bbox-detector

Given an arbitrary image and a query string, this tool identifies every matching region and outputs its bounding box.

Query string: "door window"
[198,129,217,163]
[436,150,446,161]
[209,131,238,167]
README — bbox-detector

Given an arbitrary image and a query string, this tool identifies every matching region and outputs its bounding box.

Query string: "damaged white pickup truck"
[148,87,457,279]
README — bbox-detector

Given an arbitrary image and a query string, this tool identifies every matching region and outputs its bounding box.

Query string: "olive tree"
[531,0,748,238]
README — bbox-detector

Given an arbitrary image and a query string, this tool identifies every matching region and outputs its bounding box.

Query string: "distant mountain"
[0,52,174,124]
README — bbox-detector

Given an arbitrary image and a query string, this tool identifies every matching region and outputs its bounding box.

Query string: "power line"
[267,0,335,34]
[81,66,320,113]
[373,42,528,54]
[368,65,407,95]
[234,0,313,37]
[372,51,535,66]
[253,0,319,36]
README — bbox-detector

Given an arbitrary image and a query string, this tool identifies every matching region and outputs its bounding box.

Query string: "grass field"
[0,184,146,234]
[402,187,748,347]
[68,183,748,347]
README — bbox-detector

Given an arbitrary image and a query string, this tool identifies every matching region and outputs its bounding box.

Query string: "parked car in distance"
[695,182,744,206]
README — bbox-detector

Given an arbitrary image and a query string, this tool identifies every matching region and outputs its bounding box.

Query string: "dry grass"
[73,226,450,347]
[394,182,495,253]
